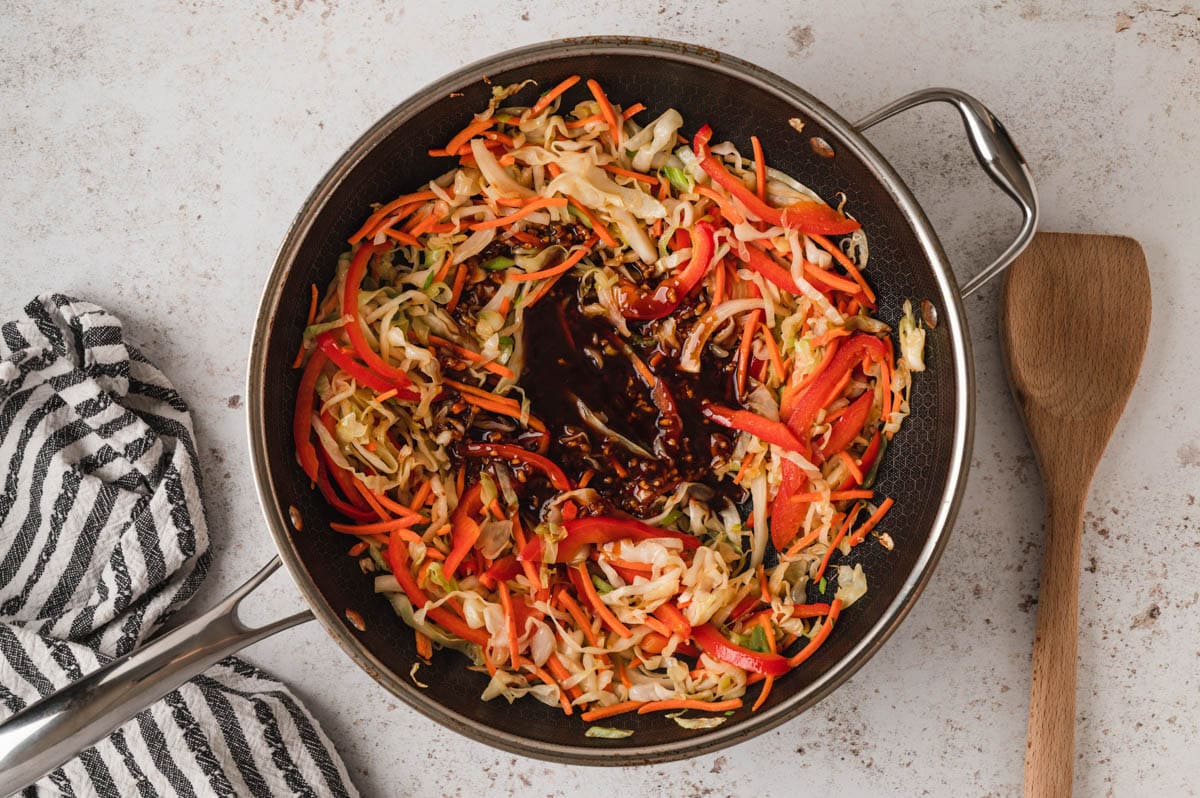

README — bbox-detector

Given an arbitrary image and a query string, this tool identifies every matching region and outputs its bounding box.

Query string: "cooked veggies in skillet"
[291,75,921,725]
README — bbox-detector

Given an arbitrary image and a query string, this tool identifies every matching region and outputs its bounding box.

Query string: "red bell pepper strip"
[463,442,572,492]
[482,555,523,585]
[519,516,701,564]
[617,222,717,320]
[817,390,874,463]
[386,528,490,646]
[693,125,861,235]
[342,244,416,387]
[702,404,806,453]
[770,458,809,550]
[314,462,377,523]
[316,332,420,400]
[293,349,328,483]
[790,602,833,618]
[444,482,484,578]
[784,333,889,449]
[692,622,791,677]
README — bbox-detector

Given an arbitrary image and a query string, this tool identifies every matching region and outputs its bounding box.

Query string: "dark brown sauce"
[520,277,746,516]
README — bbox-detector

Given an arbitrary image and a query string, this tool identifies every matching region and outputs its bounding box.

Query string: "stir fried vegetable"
[292,75,922,727]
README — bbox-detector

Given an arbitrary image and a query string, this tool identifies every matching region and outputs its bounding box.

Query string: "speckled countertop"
[2,1,1198,795]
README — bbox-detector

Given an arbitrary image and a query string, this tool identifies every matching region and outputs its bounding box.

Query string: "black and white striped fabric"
[0,295,358,797]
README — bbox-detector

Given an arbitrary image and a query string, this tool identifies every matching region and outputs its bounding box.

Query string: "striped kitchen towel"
[0,295,358,797]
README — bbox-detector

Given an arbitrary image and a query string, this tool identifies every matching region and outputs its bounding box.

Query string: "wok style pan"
[0,37,1037,790]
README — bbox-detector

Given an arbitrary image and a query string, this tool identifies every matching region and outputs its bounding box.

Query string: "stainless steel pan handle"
[0,557,311,797]
[854,88,1040,295]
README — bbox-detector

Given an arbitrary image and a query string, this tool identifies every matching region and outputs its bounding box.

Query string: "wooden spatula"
[1000,232,1151,797]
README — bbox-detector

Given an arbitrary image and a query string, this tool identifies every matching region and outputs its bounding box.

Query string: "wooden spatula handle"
[1024,485,1087,797]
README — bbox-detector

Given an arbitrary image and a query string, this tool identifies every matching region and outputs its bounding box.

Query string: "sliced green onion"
[303,317,349,342]
[662,165,694,193]
[481,256,515,272]
[747,624,769,653]
[818,577,827,594]
[591,574,614,594]
[862,438,889,489]
[566,205,594,229]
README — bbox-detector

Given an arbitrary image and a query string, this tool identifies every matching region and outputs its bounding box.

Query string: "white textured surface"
[3,2,1198,796]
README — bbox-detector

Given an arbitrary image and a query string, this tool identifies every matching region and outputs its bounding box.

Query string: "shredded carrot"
[621,103,645,119]
[733,453,756,486]
[612,654,632,690]
[415,629,433,661]
[519,657,573,715]
[785,513,840,559]
[407,480,432,510]
[605,558,653,575]
[750,135,767,203]
[352,480,392,522]
[556,588,600,648]
[459,392,548,432]
[581,701,644,722]
[565,112,604,129]
[546,654,583,701]
[812,506,858,584]
[488,498,506,520]
[348,191,438,244]
[695,185,746,224]
[369,488,425,519]
[578,469,595,488]
[497,581,520,669]
[371,388,398,405]
[528,74,580,117]
[585,79,622,147]
[546,162,562,178]
[379,227,423,248]
[805,261,862,295]
[507,237,596,282]
[577,563,631,638]
[848,497,894,547]
[712,256,727,305]
[786,489,874,503]
[602,164,658,185]
[469,197,569,231]
[443,377,518,407]
[881,349,895,432]
[637,698,743,715]
[508,513,543,594]
[757,563,770,603]
[443,116,496,158]
[348,541,368,557]
[810,234,875,304]
[736,308,762,397]
[427,335,516,380]
[787,599,843,667]
[566,201,618,247]
[330,518,423,538]
[524,269,569,307]
[642,616,672,638]
[761,325,785,382]
[290,342,306,370]
[837,450,864,486]
[446,264,469,313]
[751,613,777,711]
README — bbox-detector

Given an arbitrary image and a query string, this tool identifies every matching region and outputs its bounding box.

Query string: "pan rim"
[246,35,974,765]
